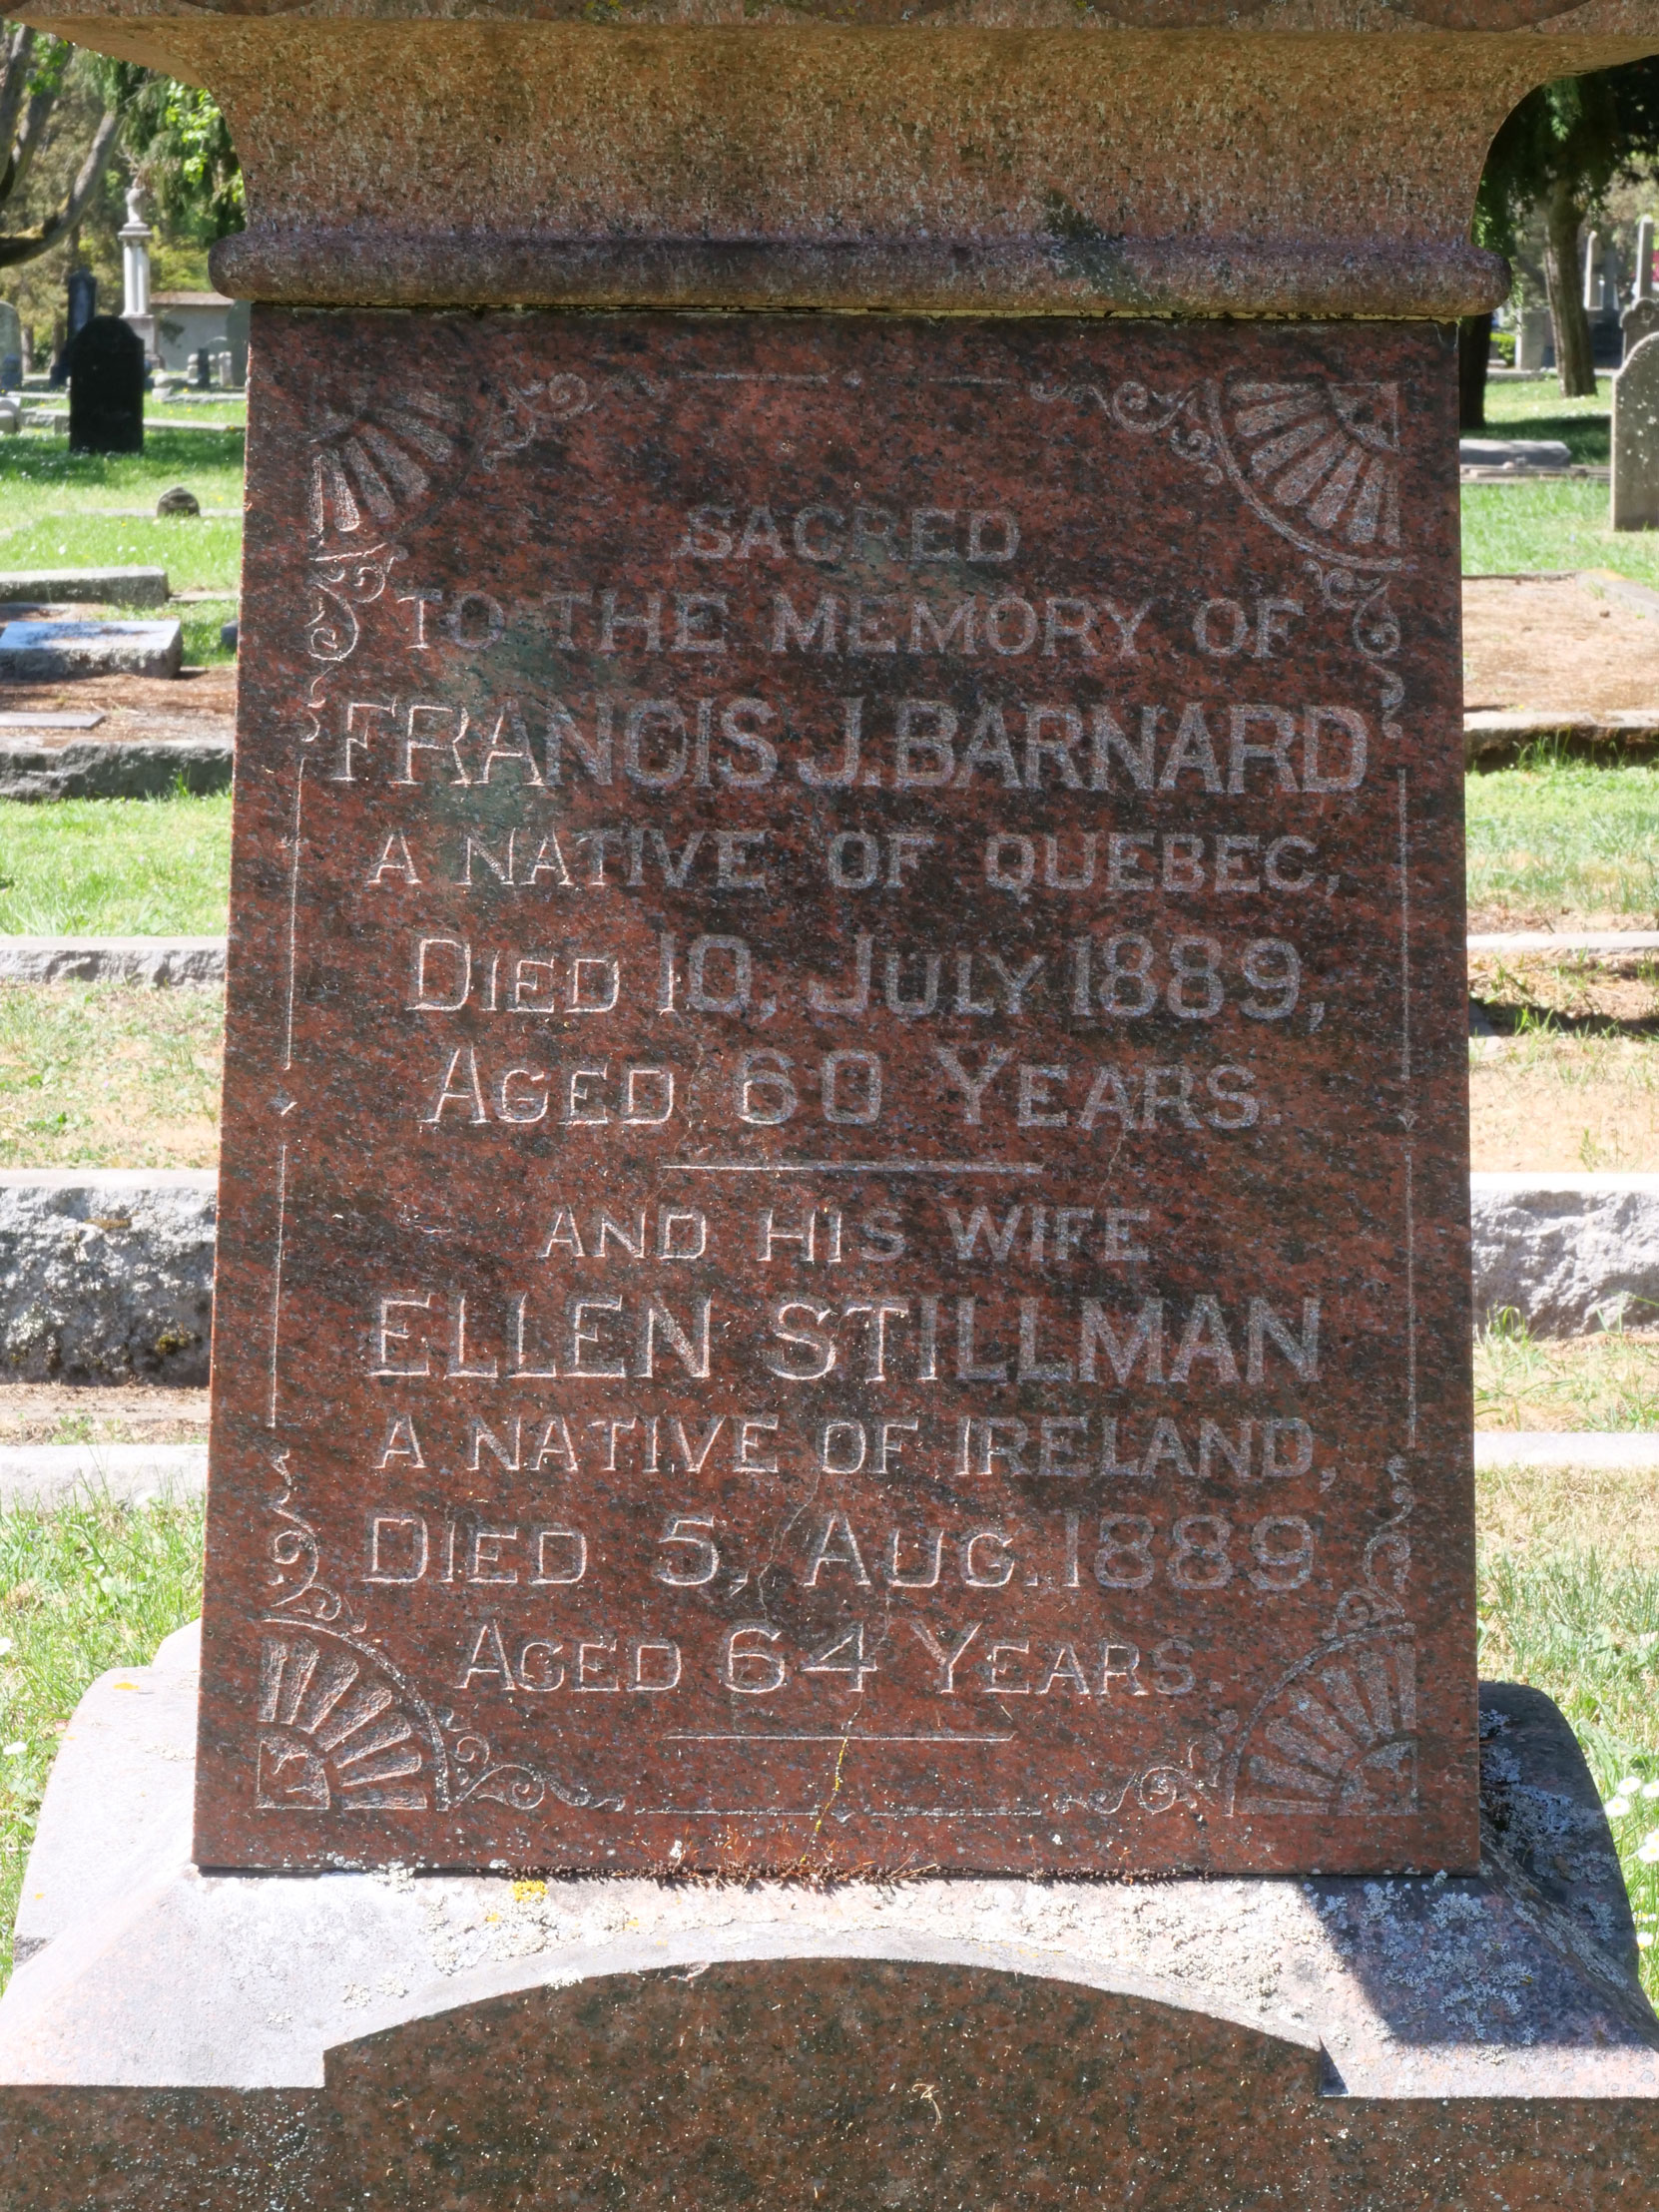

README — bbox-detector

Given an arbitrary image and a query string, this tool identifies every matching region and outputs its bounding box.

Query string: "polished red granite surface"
[197,309,1472,1875]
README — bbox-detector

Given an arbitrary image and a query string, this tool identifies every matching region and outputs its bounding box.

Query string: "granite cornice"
[20,5,1659,308]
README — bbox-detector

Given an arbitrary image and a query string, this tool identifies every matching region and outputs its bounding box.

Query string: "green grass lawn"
[1477,1317,1659,1427]
[0,424,244,662]
[1463,375,1627,578]
[0,758,1649,946]
[0,1496,203,1986]
[0,794,231,934]
[1467,755,1659,923]
[1476,1503,1659,1990]
[0,982,220,1169]
[0,426,244,530]
[1477,376,1613,462]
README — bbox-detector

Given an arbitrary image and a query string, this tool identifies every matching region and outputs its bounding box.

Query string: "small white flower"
[0,1637,12,1657]
[1641,1932,1655,1948]
[1638,1834,1659,1864]
[1606,1797,1633,1819]
[1620,1775,1645,1795]
[1643,1782,1659,1800]
[2,1741,24,1757]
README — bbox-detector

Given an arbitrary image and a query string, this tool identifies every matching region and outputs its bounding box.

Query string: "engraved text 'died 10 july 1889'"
[195,310,1474,1876]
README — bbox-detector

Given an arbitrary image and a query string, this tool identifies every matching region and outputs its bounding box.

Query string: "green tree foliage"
[122,77,242,242]
[1478,64,1659,405]
[0,28,241,279]
[0,27,133,268]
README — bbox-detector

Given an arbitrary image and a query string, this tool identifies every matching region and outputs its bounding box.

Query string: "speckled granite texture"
[190,308,1476,1880]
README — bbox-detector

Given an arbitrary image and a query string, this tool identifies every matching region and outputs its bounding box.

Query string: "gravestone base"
[2,1632,1656,2207]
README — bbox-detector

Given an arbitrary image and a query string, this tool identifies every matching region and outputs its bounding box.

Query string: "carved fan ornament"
[256,1458,620,1819]
[1227,1459,1420,1818]
[1033,367,1410,734]
[306,387,462,545]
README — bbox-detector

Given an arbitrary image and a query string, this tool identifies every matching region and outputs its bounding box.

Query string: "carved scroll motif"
[1058,1720,1238,1821]
[304,543,402,666]
[478,371,592,469]
[1042,369,1411,735]
[258,1466,620,1819]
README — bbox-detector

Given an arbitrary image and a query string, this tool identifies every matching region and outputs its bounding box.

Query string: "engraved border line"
[1397,765,1417,1450]
[282,752,307,1072]
[663,1160,1041,1177]
[267,1140,288,1428]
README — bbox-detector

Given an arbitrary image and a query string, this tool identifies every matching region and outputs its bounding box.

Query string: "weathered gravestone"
[1516,301,1554,369]
[1614,332,1659,529]
[1623,218,1659,354]
[225,295,251,387]
[62,314,144,456]
[64,266,95,344]
[6,0,1659,2199]
[201,311,1477,1880]
[0,299,21,390]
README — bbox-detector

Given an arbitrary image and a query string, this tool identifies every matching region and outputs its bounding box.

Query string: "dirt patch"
[0,1384,209,1445]
[1470,950,1659,1031]
[1470,1033,1659,1170]
[1463,573,1659,714]
[0,665,235,744]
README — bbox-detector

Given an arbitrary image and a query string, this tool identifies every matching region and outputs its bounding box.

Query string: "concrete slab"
[0,619,182,681]
[0,733,230,798]
[0,1442,206,1506]
[0,1170,216,1385]
[1469,931,1659,955]
[0,937,226,985]
[1472,1171,1659,1333]
[1459,436,1573,467]
[0,711,103,731]
[1475,1431,1659,1468]
[9,1622,200,1967]
[0,568,168,608]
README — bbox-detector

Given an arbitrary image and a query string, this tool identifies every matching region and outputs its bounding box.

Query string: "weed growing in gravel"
[0,1496,204,1988]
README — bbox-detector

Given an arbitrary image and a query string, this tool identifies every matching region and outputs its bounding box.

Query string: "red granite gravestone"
[196,307,1473,1877]
[9,4,1659,2207]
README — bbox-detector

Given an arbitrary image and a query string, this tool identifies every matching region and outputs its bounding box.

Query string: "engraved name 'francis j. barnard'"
[194,311,1474,1879]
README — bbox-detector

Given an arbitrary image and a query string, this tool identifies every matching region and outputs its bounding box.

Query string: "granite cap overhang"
[22,0,1659,313]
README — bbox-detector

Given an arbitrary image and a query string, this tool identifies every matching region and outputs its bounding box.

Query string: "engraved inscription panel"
[197,310,1475,1874]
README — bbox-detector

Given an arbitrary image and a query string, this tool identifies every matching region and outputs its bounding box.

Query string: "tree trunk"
[1543,177,1597,397]
[0,107,123,269]
[1458,313,1492,430]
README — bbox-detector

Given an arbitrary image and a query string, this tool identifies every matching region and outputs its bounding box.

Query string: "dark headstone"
[61,315,144,455]
[189,346,213,388]
[225,295,251,385]
[193,306,1475,1883]
[64,267,95,342]
[156,484,201,516]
